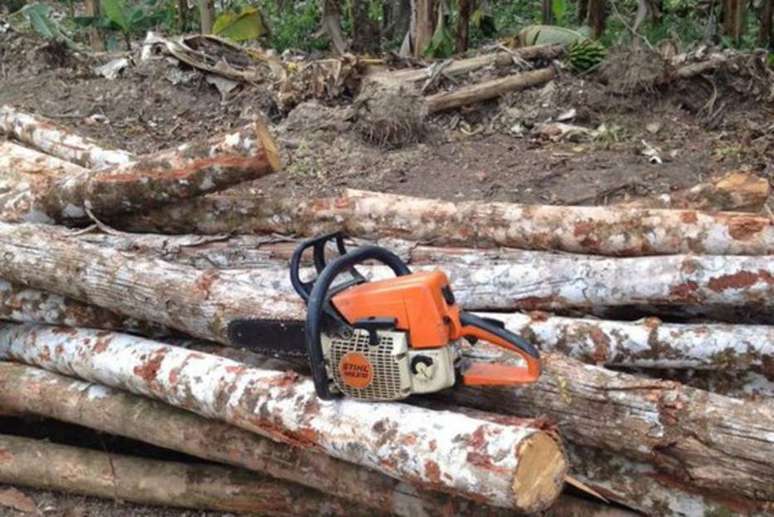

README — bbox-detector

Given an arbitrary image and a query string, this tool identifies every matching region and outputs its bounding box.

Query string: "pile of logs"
[0,105,772,516]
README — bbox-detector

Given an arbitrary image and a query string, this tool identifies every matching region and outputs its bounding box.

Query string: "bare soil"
[1,29,771,209]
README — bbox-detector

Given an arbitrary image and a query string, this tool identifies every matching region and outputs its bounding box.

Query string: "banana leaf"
[213,7,268,42]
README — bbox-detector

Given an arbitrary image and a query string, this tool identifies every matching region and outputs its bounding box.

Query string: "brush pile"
[0,104,772,516]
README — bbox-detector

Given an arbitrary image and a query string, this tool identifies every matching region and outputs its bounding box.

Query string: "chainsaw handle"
[458,312,541,384]
[306,245,411,399]
[290,232,350,302]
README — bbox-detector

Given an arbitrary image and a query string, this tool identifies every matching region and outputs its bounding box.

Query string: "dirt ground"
[0,27,773,517]
[1,29,772,209]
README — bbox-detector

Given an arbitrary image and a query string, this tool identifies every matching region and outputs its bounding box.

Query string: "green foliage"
[8,2,77,46]
[213,6,269,42]
[424,9,454,57]
[256,0,326,52]
[519,24,585,45]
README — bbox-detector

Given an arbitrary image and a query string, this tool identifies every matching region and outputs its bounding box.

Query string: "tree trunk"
[0,105,134,168]
[83,0,105,51]
[0,122,280,223]
[199,0,214,33]
[455,0,473,52]
[414,0,436,56]
[0,434,364,514]
[0,324,568,513]
[441,351,774,502]
[367,44,565,88]
[177,0,188,32]
[322,0,348,55]
[587,0,607,39]
[542,0,555,25]
[426,67,557,112]
[351,0,380,54]
[723,0,745,44]
[618,171,770,212]
[760,0,773,47]
[0,362,513,517]
[0,279,167,336]
[124,189,774,256]
[577,0,588,25]
[478,311,774,375]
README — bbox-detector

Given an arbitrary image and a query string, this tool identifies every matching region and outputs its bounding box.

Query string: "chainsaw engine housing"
[321,329,457,401]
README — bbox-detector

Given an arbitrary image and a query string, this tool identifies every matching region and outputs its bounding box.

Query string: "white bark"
[0,105,134,168]
[478,312,774,374]
[0,323,568,512]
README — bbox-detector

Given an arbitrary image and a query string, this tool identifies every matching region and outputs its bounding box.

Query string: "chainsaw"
[230,232,541,401]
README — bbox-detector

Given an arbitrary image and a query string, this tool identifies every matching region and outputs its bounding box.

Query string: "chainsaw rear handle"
[305,245,411,399]
[458,312,541,384]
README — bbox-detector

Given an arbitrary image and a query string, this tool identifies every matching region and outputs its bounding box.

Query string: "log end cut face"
[512,432,568,512]
[255,121,281,173]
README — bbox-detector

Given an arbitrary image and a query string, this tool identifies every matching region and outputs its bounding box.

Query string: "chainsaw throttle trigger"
[458,312,541,385]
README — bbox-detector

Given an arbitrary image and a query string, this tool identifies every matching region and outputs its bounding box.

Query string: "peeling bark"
[0,324,568,512]
[426,68,558,112]
[0,434,364,514]
[619,171,771,212]
[0,122,280,223]
[1,225,771,341]
[441,351,774,501]
[0,105,133,168]
[123,189,774,256]
[0,362,511,516]
[0,279,167,336]
[478,311,774,375]
[0,222,307,344]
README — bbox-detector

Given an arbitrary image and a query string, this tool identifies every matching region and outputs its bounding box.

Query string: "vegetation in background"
[3,0,773,55]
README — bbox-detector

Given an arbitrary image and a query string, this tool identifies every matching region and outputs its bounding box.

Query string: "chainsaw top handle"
[290,232,351,303]
[304,245,411,400]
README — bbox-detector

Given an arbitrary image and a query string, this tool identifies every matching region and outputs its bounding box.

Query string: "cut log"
[0,122,280,223]
[366,44,565,88]
[0,279,167,336]
[0,433,364,514]
[440,350,774,501]
[619,171,770,212]
[0,105,134,168]
[0,222,306,344]
[0,362,507,516]
[478,311,774,375]
[426,67,558,113]
[121,189,774,256]
[566,444,768,516]
[0,324,568,512]
[1,224,771,341]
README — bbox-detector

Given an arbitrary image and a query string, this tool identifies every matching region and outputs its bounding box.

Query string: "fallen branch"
[122,189,774,256]
[0,362,507,516]
[0,433,363,514]
[0,122,280,223]
[479,311,774,375]
[441,351,774,501]
[0,105,134,168]
[426,67,557,113]
[367,44,564,88]
[0,324,568,512]
[619,171,770,212]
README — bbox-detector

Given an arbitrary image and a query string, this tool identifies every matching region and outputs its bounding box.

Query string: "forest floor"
[0,27,773,517]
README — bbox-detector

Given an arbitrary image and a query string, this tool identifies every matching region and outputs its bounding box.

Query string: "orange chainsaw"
[230,232,541,401]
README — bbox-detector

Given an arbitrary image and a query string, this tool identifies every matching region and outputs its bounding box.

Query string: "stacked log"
[1,108,773,516]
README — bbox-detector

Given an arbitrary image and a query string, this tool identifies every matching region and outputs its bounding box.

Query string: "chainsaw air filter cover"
[322,328,456,401]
